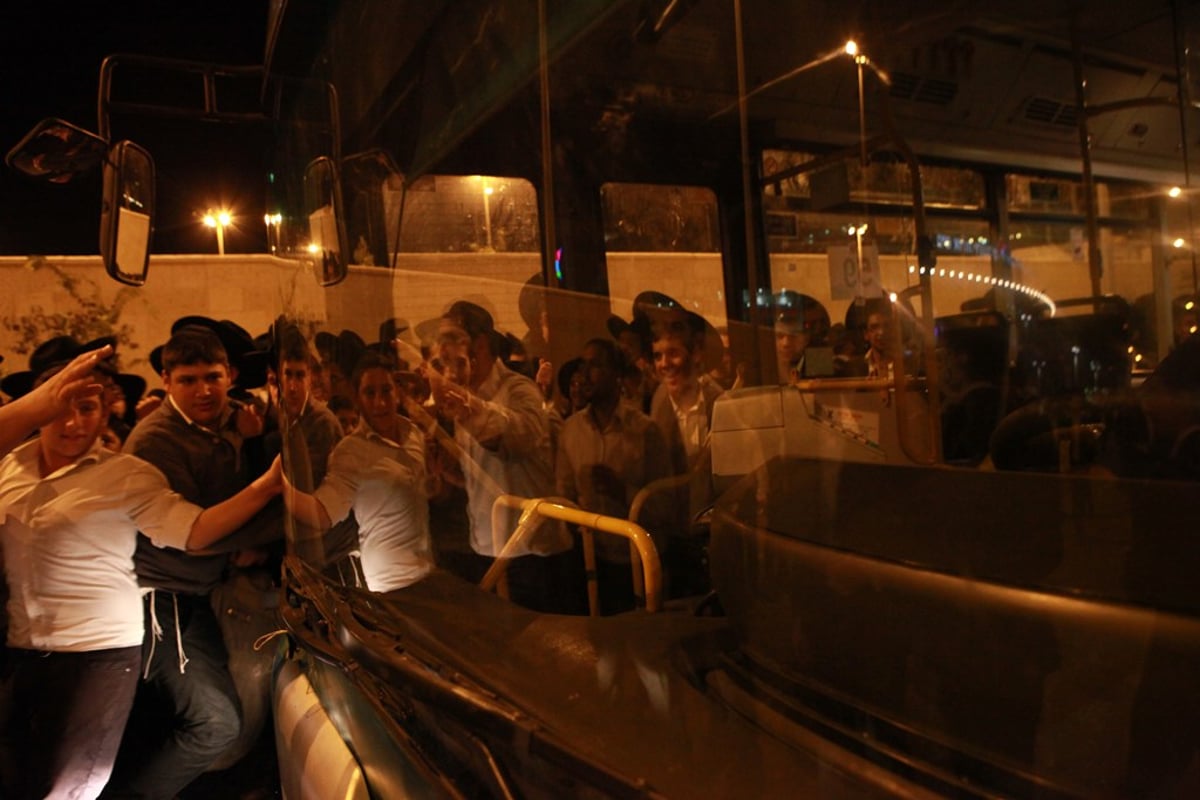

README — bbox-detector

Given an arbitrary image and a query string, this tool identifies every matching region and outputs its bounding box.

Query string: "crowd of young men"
[0,291,732,798]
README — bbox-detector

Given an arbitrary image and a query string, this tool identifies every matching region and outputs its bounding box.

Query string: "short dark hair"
[584,337,626,373]
[328,395,355,413]
[863,296,892,320]
[162,329,228,374]
[278,328,314,368]
[348,349,398,392]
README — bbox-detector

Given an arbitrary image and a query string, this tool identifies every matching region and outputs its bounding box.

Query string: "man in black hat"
[0,342,113,456]
[106,326,281,799]
[428,300,575,612]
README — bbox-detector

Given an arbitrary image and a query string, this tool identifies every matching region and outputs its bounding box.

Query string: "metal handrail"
[626,472,692,604]
[627,473,691,530]
[484,495,662,614]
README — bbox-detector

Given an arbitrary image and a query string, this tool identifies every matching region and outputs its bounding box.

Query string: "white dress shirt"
[314,420,432,592]
[454,359,568,557]
[0,439,199,651]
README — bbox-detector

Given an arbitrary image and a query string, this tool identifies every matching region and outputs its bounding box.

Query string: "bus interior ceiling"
[274,0,1200,182]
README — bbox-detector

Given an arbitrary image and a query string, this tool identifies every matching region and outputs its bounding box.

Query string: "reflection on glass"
[386,175,540,254]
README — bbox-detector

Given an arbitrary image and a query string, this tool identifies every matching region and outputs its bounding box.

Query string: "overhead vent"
[1023,97,1079,127]
[889,71,958,105]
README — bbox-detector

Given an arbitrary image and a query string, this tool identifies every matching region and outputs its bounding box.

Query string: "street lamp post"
[481,182,495,252]
[264,212,282,254]
[203,209,232,255]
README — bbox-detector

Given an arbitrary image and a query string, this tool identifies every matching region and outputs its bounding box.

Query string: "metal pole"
[1171,0,1198,290]
[1070,14,1103,297]
[734,0,767,371]
[537,0,556,282]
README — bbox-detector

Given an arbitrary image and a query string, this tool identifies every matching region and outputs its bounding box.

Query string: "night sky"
[0,2,269,256]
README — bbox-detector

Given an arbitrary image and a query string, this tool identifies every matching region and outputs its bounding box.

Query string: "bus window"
[1006,220,1155,308]
[600,182,724,326]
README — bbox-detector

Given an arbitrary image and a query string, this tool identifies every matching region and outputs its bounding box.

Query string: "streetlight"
[264,212,282,254]
[482,183,495,252]
[203,209,232,255]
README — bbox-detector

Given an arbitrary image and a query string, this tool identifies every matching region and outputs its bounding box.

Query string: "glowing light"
[306,243,319,254]
[908,265,916,273]
[1174,238,1186,249]
[201,209,233,255]
[844,41,858,57]
[1169,186,1183,198]
[1128,346,1135,354]
[1187,301,1195,311]
[1135,353,1144,362]
[924,265,1055,315]
[888,292,898,303]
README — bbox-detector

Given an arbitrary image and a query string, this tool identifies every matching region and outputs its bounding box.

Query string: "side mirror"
[303,156,348,286]
[100,140,155,286]
[4,118,108,184]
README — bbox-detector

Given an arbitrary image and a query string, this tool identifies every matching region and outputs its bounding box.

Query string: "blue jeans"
[0,645,141,800]
[105,591,242,800]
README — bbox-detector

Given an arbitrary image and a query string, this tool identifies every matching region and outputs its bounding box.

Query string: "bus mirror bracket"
[100,140,155,287]
[5,117,108,184]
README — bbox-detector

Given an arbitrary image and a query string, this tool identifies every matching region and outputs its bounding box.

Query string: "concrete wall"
[2,245,1174,392]
[0,254,327,387]
[0,251,734,391]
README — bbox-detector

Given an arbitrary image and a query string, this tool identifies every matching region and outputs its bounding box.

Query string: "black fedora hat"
[378,317,419,349]
[1,334,116,399]
[442,299,504,353]
[606,314,634,341]
[112,372,147,406]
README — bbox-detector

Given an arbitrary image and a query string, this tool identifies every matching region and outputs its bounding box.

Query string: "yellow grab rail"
[483,494,663,614]
[627,472,691,530]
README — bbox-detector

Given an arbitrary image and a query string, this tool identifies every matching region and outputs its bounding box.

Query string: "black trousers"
[0,644,141,800]
[104,591,242,800]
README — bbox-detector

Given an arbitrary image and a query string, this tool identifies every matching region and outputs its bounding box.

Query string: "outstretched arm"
[280,467,333,533]
[0,345,113,457]
[187,455,284,550]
